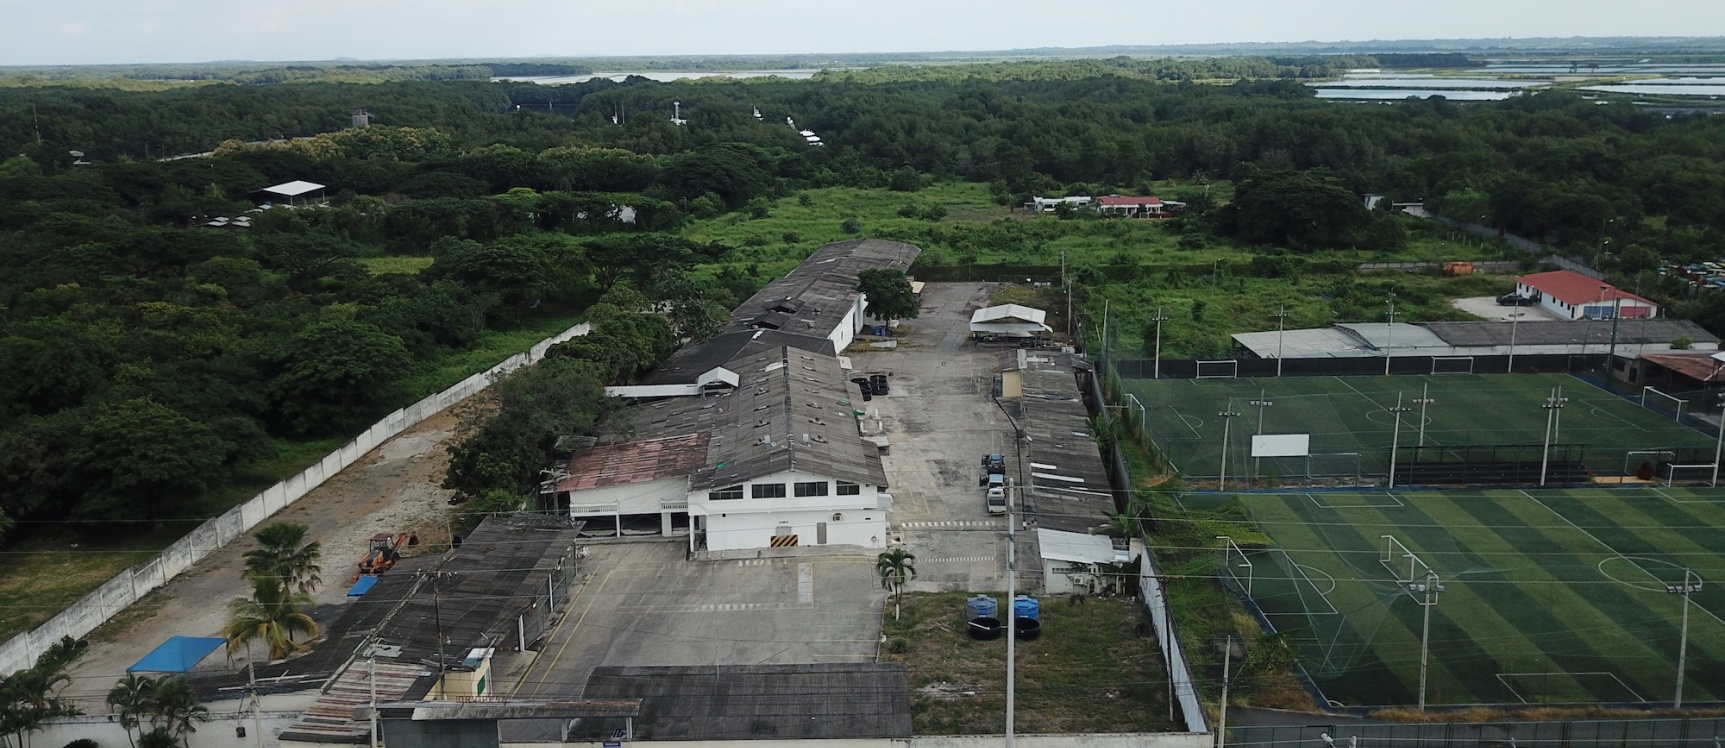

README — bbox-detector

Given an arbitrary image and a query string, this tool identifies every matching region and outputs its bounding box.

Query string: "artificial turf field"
[1180,486,1725,707]
[1121,373,1717,484]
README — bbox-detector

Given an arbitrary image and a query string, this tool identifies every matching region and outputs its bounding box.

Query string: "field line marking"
[1333,376,1389,411]
[1518,490,1663,585]
[1654,486,1725,505]
[1494,673,1529,704]
[1273,548,1339,615]
[1521,490,1725,629]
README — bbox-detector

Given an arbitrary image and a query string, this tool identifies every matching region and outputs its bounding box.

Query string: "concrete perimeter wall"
[0,323,592,674]
[531,735,1209,748]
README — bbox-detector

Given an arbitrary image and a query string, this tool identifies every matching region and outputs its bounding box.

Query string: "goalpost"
[1218,535,1254,596]
[1666,464,1718,487]
[1623,449,1676,476]
[1195,360,1239,379]
[1430,356,1475,375]
[1381,535,1436,596]
[1641,386,1689,422]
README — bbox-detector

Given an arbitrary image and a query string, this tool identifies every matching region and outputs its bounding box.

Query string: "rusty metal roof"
[557,433,709,491]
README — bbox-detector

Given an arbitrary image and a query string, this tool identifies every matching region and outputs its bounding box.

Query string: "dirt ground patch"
[881,591,1175,734]
[59,408,464,707]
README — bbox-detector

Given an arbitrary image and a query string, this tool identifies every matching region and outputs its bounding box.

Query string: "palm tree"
[875,549,917,621]
[243,522,322,595]
[146,678,207,747]
[106,674,157,748]
[0,637,84,748]
[224,580,321,661]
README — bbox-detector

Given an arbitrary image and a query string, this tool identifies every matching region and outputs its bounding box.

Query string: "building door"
[816,522,828,545]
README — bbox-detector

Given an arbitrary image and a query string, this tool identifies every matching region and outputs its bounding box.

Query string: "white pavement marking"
[897,520,1001,529]
[925,556,993,564]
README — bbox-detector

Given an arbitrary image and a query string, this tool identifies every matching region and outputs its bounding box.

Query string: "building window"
[836,481,861,496]
[752,483,786,499]
[709,485,743,501]
[795,481,829,497]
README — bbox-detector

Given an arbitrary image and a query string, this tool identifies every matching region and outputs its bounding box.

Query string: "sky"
[0,0,1722,67]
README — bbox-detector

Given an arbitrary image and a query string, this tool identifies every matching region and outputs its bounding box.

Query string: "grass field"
[1120,373,1717,485]
[1179,486,1725,707]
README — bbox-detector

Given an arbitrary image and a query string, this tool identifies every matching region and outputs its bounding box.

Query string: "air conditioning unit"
[832,513,844,522]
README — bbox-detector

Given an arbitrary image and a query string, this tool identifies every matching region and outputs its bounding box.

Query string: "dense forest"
[4,58,1725,532]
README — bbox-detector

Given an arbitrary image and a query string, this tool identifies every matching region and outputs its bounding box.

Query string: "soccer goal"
[1430,356,1475,375]
[1195,359,1239,379]
[1218,535,1254,596]
[1641,386,1689,422]
[1622,449,1676,477]
[1666,463,1719,487]
[1381,534,1436,599]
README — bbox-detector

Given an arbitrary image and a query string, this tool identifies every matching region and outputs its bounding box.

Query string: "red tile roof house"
[1515,270,1659,321]
[1095,194,1172,218]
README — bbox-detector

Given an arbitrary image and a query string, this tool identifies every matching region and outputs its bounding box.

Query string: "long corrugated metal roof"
[578,663,911,740]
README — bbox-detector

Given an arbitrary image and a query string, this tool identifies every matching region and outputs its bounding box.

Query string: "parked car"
[979,453,1005,486]
[1497,293,1536,306]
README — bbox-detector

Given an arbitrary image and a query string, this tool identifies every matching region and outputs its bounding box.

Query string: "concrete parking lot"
[505,541,883,698]
[848,282,1017,593]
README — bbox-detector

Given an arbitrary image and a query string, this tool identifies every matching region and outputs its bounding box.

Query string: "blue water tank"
[1014,595,1040,621]
[966,594,998,620]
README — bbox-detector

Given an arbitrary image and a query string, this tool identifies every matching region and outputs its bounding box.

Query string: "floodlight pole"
[1250,392,1273,485]
[1606,295,1623,389]
[1412,572,1444,711]
[1151,306,1168,379]
[1384,293,1399,377]
[1713,397,1725,488]
[1413,383,1436,449]
[1217,409,1241,491]
[1388,393,1412,489]
[1274,305,1291,378]
[1507,306,1520,374]
[1669,569,1701,708]
[1540,389,1568,487]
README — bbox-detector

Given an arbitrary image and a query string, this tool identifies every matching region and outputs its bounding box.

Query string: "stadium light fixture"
[1217,410,1241,491]
[1384,293,1400,376]
[1274,304,1291,378]
[1540,389,1570,487]
[1412,383,1436,449]
[1150,306,1168,380]
[1713,396,1725,488]
[1250,392,1274,485]
[1406,572,1446,711]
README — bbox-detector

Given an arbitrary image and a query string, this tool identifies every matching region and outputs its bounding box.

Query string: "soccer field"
[1182,486,1725,707]
[1120,373,1717,485]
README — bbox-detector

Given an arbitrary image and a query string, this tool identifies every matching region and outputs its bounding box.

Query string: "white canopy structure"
[970,304,1052,339]
[255,180,327,206]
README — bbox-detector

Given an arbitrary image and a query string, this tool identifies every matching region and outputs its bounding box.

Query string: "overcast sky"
[0,0,1721,66]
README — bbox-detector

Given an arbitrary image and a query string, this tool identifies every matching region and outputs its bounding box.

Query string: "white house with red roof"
[1515,270,1659,321]
[1095,194,1170,218]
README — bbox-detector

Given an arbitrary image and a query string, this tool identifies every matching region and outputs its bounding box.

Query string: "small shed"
[253,180,327,207]
[1035,528,1128,595]
[970,304,1052,340]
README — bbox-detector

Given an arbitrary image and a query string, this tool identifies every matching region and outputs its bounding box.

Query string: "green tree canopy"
[857,268,920,321]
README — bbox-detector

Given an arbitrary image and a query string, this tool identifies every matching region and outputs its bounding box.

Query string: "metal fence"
[0,323,593,674]
[1111,353,1604,380]
[1229,716,1725,747]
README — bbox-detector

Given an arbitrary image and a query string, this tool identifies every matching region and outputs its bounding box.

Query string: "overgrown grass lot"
[882,591,1176,734]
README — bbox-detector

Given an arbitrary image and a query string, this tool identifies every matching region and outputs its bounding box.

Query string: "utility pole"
[1150,306,1168,379]
[1384,292,1399,376]
[369,654,379,748]
[1217,409,1241,491]
[1410,572,1445,711]
[1668,570,1701,708]
[1274,304,1291,378]
[1005,476,1018,747]
[1387,393,1412,489]
[248,661,263,748]
[1217,636,1232,748]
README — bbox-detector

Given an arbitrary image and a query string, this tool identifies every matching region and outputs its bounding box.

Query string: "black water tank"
[967,616,1002,640]
[1014,617,1041,640]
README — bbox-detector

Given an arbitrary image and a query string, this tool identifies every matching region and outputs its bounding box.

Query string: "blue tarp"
[348,575,380,597]
[128,636,225,673]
